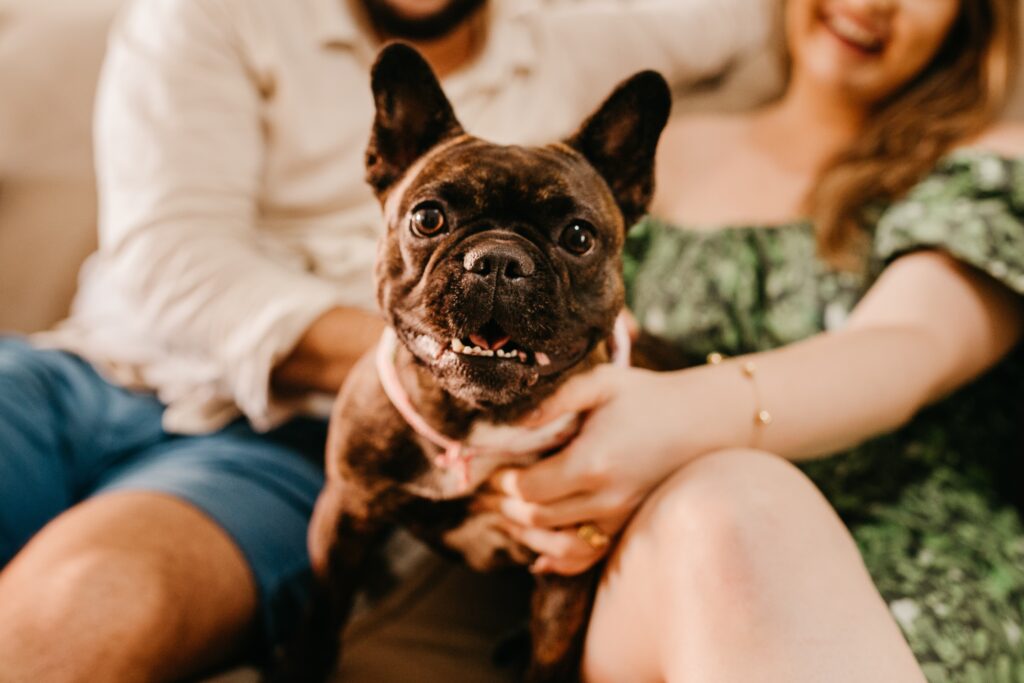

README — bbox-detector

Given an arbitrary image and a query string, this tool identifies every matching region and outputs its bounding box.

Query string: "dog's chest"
[399,413,578,499]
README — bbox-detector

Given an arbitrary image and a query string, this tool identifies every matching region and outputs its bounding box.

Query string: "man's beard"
[362,0,486,41]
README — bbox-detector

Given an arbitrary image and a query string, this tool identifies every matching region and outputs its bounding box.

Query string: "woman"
[486,0,1024,680]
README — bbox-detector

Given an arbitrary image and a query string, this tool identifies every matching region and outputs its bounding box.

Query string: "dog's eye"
[410,205,446,237]
[559,221,596,255]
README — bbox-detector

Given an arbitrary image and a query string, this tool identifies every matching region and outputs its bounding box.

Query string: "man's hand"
[272,307,385,395]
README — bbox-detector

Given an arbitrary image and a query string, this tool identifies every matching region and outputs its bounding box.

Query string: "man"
[0,0,769,679]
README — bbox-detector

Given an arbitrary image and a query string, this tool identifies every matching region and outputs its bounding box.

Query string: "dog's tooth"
[482,349,494,357]
[536,352,551,367]
[452,338,464,352]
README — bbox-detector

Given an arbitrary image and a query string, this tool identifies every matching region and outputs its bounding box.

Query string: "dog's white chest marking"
[400,412,579,499]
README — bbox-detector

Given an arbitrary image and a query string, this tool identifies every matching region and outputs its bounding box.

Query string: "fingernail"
[499,496,529,522]
[495,470,519,496]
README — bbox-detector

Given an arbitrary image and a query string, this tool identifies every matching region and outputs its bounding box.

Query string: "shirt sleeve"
[531,0,774,108]
[873,152,1024,298]
[94,0,348,430]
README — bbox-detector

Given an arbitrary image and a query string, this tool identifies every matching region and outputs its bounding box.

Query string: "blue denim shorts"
[0,337,326,649]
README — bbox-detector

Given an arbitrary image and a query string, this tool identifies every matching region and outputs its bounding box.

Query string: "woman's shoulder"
[896,122,1024,200]
[873,123,1024,294]
[954,121,1024,159]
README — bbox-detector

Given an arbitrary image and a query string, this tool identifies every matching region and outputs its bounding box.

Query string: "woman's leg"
[582,448,924,683]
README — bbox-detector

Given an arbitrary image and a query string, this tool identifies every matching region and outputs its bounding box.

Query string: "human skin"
[483,0,1024,681]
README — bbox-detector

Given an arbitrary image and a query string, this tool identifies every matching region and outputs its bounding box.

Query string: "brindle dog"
[271,43,671,683]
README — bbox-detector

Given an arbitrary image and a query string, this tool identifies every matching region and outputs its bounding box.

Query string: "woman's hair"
[808,0,1020,268]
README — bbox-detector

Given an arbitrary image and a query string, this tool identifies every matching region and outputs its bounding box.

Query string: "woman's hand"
[483,363,725,575]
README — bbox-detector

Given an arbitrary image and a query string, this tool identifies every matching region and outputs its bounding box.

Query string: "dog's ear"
[565,71,671,228]
[365,43,466,198]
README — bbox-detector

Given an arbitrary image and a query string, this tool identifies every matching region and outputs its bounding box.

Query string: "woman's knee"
[622,448,838,589]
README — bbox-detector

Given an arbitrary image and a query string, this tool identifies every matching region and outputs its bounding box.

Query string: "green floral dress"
[624,151,1024,682]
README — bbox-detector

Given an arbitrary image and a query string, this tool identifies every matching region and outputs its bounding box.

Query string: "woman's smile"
[818,2,890,55]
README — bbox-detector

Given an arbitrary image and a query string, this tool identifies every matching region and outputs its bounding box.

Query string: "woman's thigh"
[583,448,922,683]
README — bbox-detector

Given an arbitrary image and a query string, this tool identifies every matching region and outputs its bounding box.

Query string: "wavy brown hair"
[807,0,1020,268]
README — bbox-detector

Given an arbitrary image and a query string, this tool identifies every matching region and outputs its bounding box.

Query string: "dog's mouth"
[448,319,550,367]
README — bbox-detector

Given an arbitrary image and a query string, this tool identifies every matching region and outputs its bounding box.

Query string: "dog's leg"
[525,567,603,683]
[264,485,386,683]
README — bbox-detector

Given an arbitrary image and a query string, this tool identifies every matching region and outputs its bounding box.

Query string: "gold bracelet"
[707,352,772,444]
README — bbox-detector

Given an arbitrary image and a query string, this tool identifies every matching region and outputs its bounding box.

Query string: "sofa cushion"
[0,0,124,333]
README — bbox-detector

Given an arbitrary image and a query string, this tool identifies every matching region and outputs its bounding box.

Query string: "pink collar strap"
[376,313,632,491]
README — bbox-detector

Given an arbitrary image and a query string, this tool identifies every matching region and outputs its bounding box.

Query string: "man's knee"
[1,543,181,646]
[0,494,259,682]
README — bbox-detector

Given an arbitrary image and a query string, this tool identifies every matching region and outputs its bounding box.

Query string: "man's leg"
[0,338,325,681]
[0,492,257,683]
[0,339,91,562]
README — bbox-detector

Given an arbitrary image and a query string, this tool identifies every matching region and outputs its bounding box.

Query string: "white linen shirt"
[39,0,771,434]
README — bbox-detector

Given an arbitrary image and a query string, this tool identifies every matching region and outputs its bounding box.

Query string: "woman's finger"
[507,524,604,562]
[489,446,593,503]
[495,489,628,530]
[518,366,615,428]
[531,553,603,576]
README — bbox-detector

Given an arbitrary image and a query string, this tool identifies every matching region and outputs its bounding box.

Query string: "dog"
[271,42,671,683]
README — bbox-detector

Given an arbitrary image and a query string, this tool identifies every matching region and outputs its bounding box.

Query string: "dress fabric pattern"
[624,151,1024,681]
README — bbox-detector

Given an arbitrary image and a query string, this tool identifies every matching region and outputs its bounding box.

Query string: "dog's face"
[366,44,670,408]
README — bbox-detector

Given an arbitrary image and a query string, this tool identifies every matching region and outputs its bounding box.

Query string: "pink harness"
[375,314,632,492]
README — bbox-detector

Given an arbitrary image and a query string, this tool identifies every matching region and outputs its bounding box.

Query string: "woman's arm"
[725,250,1023,459]
[488,250,1023,573]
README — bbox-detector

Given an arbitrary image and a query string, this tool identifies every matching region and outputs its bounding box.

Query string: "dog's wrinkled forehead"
[365,43,671,230]
[384,138,621,231]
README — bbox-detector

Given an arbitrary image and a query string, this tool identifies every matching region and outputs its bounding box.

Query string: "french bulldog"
[272,43,670,683]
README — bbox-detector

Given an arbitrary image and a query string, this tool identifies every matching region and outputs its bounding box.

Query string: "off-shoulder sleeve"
[872,152,1024,296]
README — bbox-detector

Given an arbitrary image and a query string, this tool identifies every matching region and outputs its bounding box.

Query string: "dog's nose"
[462,243,536,280]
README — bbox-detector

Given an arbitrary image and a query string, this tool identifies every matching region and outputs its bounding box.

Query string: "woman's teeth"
[825,12,884,51]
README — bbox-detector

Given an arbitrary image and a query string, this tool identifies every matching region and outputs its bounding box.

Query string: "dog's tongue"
[469,333,511,351]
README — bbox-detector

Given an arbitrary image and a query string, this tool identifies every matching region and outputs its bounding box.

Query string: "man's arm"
[95,0,371,428]
[271,307,384,396]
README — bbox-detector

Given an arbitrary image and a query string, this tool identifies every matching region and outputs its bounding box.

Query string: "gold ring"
[577,523,610,551]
